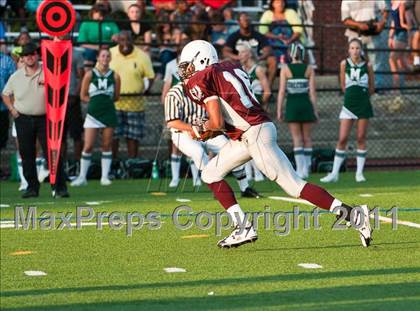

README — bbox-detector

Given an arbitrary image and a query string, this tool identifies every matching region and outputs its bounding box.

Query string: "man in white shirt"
[341,0,389,87]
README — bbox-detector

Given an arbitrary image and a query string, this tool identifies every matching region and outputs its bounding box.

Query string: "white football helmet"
[178,40,219,80]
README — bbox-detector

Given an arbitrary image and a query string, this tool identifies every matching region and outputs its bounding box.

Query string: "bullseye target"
[36,0,76,37]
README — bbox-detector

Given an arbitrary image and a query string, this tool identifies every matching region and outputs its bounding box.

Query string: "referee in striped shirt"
[164,82,261,198]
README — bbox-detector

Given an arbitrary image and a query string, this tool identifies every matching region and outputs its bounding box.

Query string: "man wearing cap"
[2,42,69,198]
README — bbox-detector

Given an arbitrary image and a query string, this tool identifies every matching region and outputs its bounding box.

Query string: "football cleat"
[241,187,261,198]
[169,179,180,188]
[320,173,338,183]
[70,177,87,187]
[18,181,28,192]
[100,178,112,186]
[353,205,373,247]
[217,225,258,248]
[355,173,366,182]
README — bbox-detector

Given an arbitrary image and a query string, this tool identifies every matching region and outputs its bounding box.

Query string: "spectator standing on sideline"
[388,0,411,88]
[321,39,375,184]
[223,12,277,87]
[110,31,155,159]
[277,43,318,179]
[71,48,120,187]
[78,4,120,67]
[2,43,69,198]
[259,0,304,66]
[412,0,420,69]
[0,48,16,178]
[341,0,389,88]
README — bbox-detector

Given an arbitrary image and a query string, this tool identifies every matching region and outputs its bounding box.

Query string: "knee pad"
[275,175,305,198]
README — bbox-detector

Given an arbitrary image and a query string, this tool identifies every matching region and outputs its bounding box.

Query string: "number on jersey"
[222,68,258,108]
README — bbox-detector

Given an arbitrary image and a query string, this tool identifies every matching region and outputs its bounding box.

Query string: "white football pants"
[201,122,306,198]
[171,131,230,170]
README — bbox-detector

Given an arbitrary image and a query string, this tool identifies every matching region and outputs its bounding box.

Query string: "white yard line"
[298,263,323,269]
[373,215,420,229]
[267,196,420,229]
[0,221,164,229]
[268,196,315,206]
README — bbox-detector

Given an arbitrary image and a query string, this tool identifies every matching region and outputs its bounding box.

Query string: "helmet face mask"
[178,40,219,81]
[178,60,196,81]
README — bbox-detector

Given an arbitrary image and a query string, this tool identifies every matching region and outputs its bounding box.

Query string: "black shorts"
[64,95,83,141]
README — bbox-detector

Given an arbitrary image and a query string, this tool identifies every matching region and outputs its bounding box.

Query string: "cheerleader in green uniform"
[321,38,374,183]
[277,43,318,179]
[71,48,121,187]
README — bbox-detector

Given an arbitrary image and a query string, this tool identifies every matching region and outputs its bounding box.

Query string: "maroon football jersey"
[185,62,271,140]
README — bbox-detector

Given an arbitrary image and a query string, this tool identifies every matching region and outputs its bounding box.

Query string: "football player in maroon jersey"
[178,40,372,248]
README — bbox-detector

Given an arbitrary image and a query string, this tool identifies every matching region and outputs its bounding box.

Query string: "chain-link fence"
[1,13,419,175]
[142,88,420,164]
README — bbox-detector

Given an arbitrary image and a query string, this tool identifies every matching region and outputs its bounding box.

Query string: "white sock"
[36,157,43,175]
[245,161,253,181]
[331,149,346,176]
[330,198,343,213]
[101,151,112,179]
[171,154,181,181]
[303,148,313,176]
[79,152,92,180]
[17,152,27,184]
[414,56,420,65]
[356,149,367,175]
[227,204,251,227]
[293,147,305,176]
[189,161,200,184]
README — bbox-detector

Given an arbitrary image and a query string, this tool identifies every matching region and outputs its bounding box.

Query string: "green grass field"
[1,170,420,310]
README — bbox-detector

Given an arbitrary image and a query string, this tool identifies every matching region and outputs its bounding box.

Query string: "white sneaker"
[217,225,258,248]
[70,177,87,187]
[355,173,366,182]
[169,179,180,188]
[38,168,50,183]
[320,173,338,183]
[353,205,373,247]
[100,178,112,186]
[18,181,28,192]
